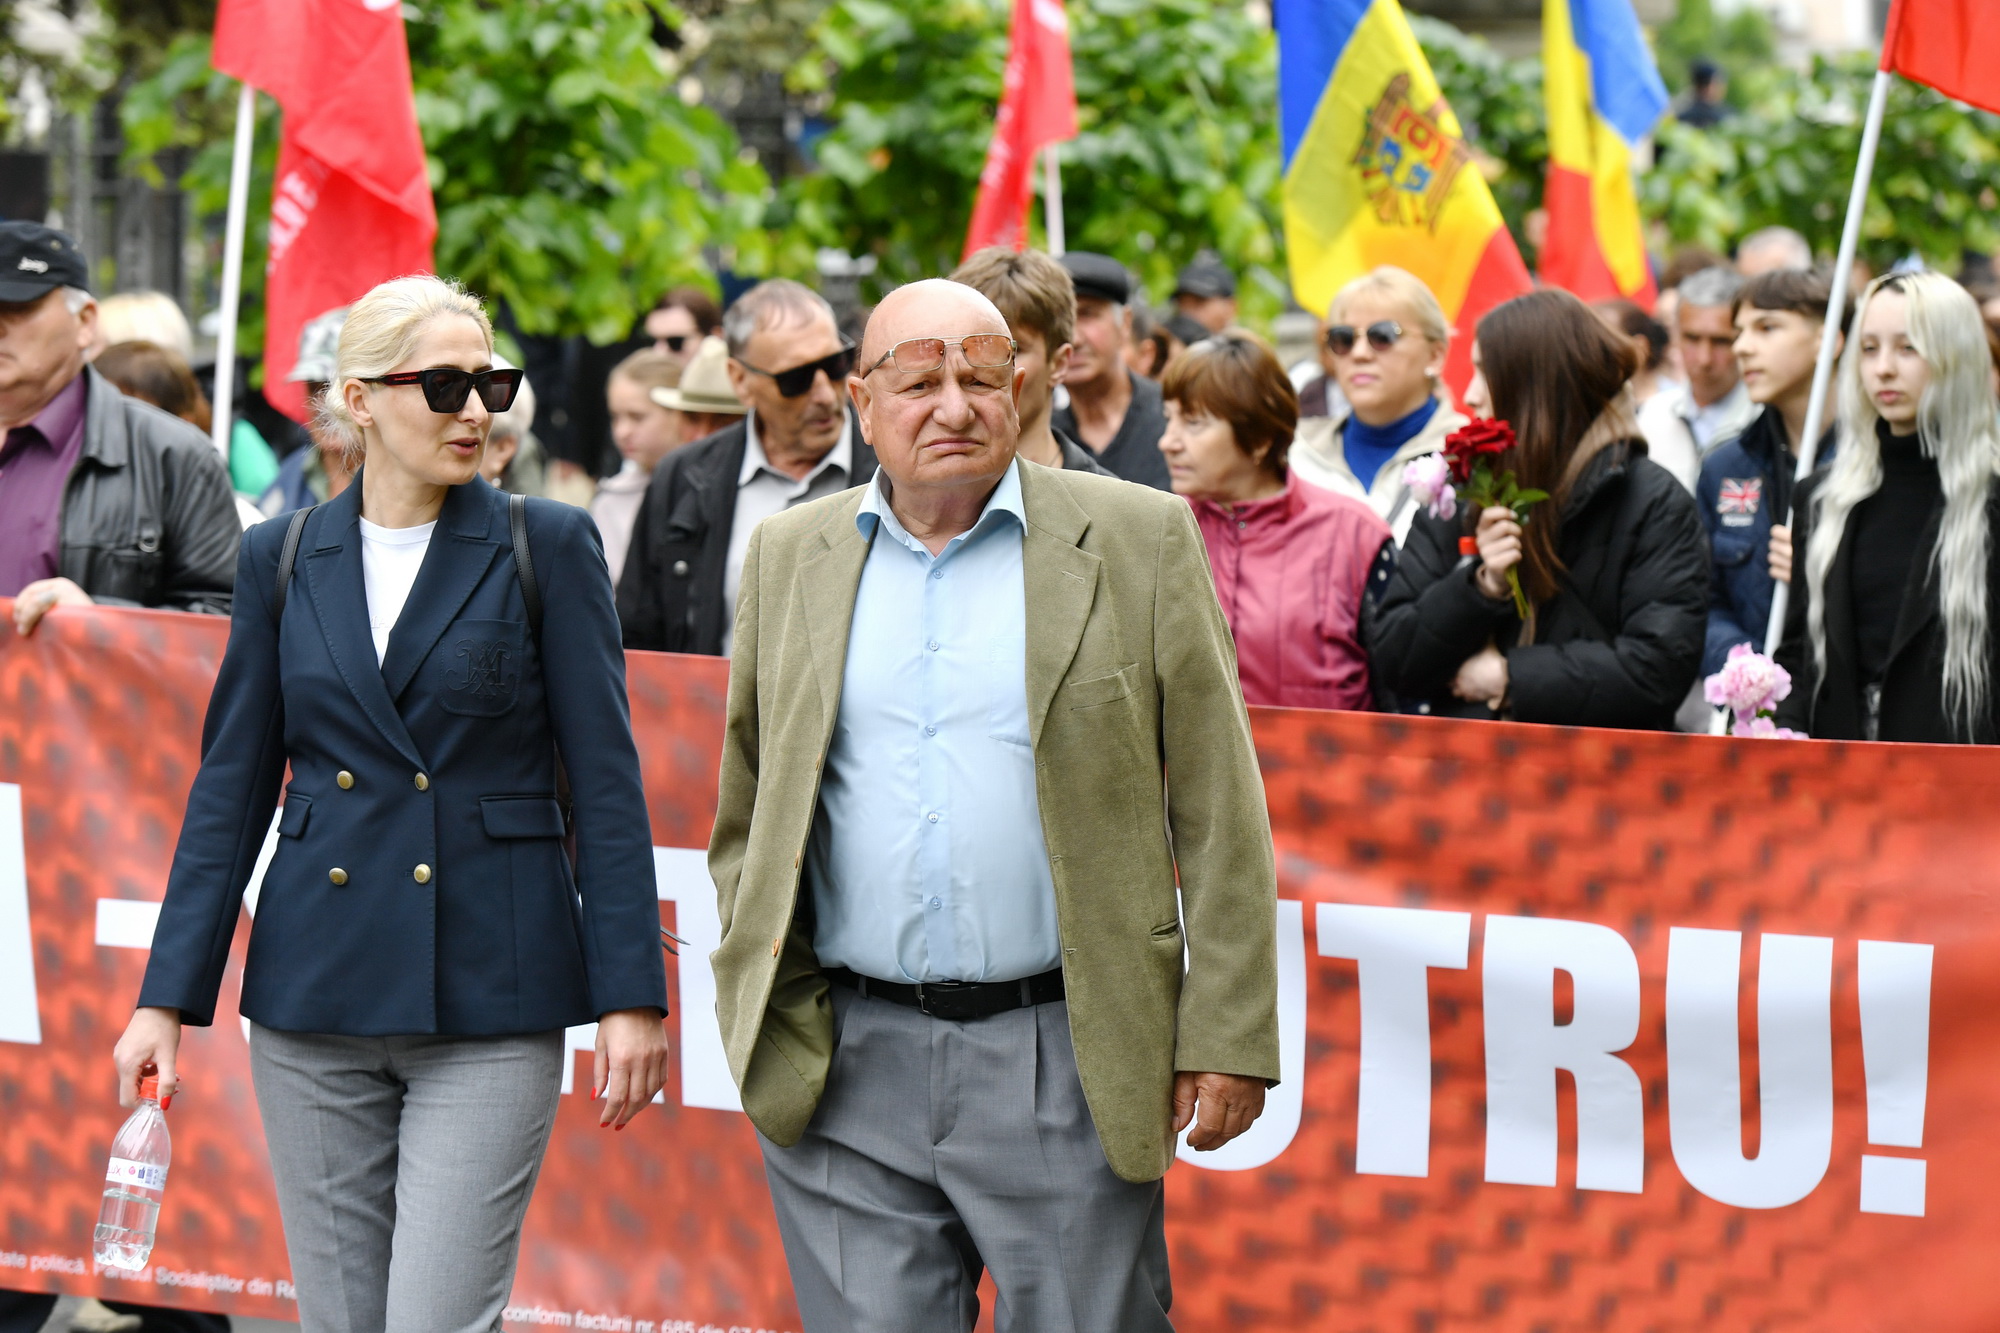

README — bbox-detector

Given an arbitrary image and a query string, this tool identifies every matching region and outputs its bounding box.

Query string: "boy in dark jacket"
[1695,269,1848,676]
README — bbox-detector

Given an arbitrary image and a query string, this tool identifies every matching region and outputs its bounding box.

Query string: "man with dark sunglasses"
[617,279,876,656]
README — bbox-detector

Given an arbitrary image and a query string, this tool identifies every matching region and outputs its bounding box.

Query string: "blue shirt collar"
[856,457,1026,556]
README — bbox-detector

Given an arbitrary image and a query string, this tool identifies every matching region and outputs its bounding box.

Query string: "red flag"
[1881,0,2000,115]
[962,0,1079,259]
[214,0,437,420]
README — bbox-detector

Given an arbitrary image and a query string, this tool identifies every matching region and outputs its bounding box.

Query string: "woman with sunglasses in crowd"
[113,275,669,1332]
[1774,272,2000,742]
[1366,288,1709,727]
[1290,266,1468,545]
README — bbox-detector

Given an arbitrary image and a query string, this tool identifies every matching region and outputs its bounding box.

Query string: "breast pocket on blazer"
[439,620,527,717]
[1066,664,1139,711]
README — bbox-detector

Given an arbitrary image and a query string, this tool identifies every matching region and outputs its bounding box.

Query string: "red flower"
[1442,417,1517,483]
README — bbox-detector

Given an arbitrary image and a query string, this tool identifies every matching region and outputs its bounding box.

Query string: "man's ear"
[73,298,99,354]
[846,375,874,446]
[1012,365,1029,409]
[1051,342,1074,382]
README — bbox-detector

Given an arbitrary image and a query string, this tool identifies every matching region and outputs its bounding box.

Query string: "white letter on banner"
[1857,939,1933,1217]
[1483,916,1645,1192]
[653,845,741,1112]
[1178,899,1305,1171]
[0,784,43,1044]
[1315,903,1470,1178]
[1667,929,1833,1209]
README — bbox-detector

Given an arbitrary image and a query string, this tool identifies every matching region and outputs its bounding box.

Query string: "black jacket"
[617,412,876,655]
[139,478,668,1034]
[57,368,240,613]
[1365,441,1709,729]
[1774,472,2000,743]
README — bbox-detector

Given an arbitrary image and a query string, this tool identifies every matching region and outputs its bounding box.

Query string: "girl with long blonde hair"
[1775,272,2000,741]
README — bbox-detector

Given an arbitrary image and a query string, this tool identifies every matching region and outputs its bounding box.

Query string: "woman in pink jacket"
[1160,331,1395,709]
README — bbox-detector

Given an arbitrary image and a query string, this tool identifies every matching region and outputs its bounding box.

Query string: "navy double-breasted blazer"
[138,477,669,1035]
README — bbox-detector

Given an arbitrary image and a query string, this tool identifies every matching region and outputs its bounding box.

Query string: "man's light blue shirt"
[806,460,1060,983]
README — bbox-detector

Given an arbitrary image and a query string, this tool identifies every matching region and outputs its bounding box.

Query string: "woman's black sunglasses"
[361,366,524,414]
[1324,321,1405,356]
[736,342,858,398]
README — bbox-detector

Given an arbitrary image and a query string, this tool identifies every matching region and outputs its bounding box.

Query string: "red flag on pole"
[962,0,1079,260]
[213,0,437,421]
[1881,0,2000,114]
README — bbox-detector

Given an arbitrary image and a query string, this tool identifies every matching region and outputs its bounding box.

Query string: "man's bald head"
[859,279,1012,370]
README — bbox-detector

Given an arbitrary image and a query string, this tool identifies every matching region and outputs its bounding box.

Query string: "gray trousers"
[758,989,1172,1333]
[248,1024,564,1333]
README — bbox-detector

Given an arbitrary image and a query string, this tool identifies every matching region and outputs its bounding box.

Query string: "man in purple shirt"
[0,222,238,637]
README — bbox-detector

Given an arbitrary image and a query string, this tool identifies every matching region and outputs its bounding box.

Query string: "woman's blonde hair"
[1327,265,1450,347]
[1806,271,2000,737]
[317,275,495,465]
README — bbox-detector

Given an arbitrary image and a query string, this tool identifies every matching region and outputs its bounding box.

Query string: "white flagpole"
[209,81,257,462]
[1043,143,1065,257]
[1761,67,1892,655]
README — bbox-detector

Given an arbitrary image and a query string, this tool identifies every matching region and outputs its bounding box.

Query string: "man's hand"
[13,577,91,636]
[1172,1071,1267,1152]
[1769,524,1793,585]
[594,1007,669,1129]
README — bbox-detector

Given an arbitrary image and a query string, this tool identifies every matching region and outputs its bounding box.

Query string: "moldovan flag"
[962,0,1078,258]
[1274,0,1531,393]
[213,0,437,421]
[1539,0,1667,307]
[1881,0,2000,115]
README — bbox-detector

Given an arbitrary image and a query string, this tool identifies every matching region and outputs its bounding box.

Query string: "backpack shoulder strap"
[273,504,316,620]
[509,491,543,646]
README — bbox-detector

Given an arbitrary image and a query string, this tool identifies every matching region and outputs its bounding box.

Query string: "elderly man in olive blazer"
[708,278,1278,1332]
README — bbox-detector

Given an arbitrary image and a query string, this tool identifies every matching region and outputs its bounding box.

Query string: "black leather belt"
[824,966,1065,1021]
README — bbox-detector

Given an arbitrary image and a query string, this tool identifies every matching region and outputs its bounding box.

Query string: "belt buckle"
[913,980,976,1021]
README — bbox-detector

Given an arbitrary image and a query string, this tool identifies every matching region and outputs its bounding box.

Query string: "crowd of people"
[10,214,2000,751]
[8,192,2000,1332]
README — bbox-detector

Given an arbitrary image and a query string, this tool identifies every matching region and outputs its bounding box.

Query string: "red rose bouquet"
[1426,417,1548,618]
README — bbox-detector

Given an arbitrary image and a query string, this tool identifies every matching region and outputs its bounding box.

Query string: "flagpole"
[1043,143,1065,257]
[1760,67,1892,655]
[209,81,257,463]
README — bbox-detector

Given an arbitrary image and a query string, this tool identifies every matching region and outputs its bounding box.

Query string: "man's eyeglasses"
[359,366,523,414]
[862,334,1017,377]
[1324,321,1406,356]
[655,334,690,354]
[735,342,858,398]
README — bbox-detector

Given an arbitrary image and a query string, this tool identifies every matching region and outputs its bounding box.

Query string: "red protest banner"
[2,601,1996,1331]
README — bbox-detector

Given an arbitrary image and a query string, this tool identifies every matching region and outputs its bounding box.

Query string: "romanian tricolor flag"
[1275,0,1531,392]
[1540,0,1668,306]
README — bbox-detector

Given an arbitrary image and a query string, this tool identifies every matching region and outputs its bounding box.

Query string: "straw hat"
[650,335,747,415]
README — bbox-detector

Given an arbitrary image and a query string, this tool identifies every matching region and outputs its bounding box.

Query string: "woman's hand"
[1452,646,1509,707]
[594,1007,669,1129]
[114,1007,183,1109]
[1769,524,1793,585]
[1472,506,1523,602]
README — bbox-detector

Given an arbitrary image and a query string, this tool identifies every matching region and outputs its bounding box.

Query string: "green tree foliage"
[1652,0,1777,100]
[1645,54,2000,273]
[780,0,1287,320]
[117,0,769,347]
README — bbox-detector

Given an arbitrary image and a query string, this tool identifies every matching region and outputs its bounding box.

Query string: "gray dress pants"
[248,1024,564,1333]
[758,988,1172,1333]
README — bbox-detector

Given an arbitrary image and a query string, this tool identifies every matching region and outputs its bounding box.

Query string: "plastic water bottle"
[93,1073,170,1270]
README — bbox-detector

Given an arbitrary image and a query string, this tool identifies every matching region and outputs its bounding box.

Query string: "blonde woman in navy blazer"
[113,276,668,1333]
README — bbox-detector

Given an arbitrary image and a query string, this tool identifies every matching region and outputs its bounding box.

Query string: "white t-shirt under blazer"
[358,517,437,664]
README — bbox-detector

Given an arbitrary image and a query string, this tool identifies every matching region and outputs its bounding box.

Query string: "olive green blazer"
[707,459,1279,1183]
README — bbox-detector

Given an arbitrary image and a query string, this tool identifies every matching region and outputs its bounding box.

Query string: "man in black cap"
[1172,249,1238,334]
[1049,252,1170,490]
[1677,59,1732,129]
[0,222,238,640]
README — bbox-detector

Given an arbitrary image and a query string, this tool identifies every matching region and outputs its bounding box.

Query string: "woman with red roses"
[1364,289,1710,727]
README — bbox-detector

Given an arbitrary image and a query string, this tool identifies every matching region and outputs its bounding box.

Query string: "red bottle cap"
[1458,536,1479,556]
[138,1075,160,1103]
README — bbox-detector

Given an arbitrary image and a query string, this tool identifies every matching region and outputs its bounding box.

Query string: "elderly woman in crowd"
[1775,272,2000,742]
[1160,330,1394,710]
[1366,289,1709,728]
[1289,266,1468,544]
